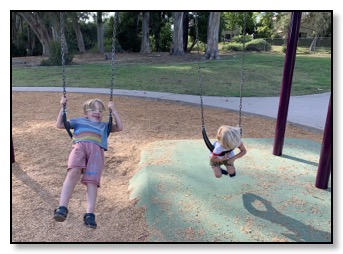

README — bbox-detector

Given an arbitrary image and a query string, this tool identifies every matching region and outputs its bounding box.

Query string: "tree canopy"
[11,11,332,58]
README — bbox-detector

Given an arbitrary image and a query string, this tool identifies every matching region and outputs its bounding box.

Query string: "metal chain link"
[107,12,117,131]
[60,12,67,112]
[239,12,246,136]
[194,13,205,129]
[60,12,73,139]
[110,13,117,103]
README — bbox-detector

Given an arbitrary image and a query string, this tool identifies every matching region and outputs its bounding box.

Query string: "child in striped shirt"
[54,97,123,229]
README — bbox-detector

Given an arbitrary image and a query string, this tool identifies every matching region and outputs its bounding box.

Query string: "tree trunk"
[26,27,36,56]
[97,12,104,53]
[140,12,151,53]
[204,12,221,60]
[50,12,61,41]
[171,12,184,55]
[17,12,52,56]
[309,34,318,53]
[12,12,19,44]
[154,26,161,52]
[71,13,86,53]
[182,12,189,53]
[151,12,164,52]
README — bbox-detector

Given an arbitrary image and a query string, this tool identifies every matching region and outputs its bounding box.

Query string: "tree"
[171,12,184,55]
[222,12,255,39]
[271,12,291,38]
[11,12,19,44]
[273,12,331,52]
[204,12,221,60]
[188,12,208,53]
[182,12,189,52]
[70,12,86,53]
[301,12,331,52]
[140,12,150,53]
[255,12,275,38]
[97,12,104,53]
[116,12,141,52]
[17,12,53,56]
[149,12,173,52]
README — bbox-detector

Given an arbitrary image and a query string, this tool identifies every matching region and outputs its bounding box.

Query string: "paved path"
[12,87,331,131]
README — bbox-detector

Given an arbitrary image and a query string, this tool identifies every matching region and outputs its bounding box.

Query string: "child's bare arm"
[228,143,247,163]
[108,101,123,132]
[56,96,67,129]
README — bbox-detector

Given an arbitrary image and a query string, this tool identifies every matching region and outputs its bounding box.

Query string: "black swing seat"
[62,111,73,139]
[107,114,113,137]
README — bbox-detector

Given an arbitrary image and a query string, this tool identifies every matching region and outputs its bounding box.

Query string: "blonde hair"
[216,125,241,150]
[83,99,105,113]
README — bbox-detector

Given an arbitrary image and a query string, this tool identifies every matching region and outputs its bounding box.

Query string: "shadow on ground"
[129,138,331,242]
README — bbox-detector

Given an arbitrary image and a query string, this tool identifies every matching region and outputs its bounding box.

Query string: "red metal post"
[273,12,302,156]
[315,94,332,189]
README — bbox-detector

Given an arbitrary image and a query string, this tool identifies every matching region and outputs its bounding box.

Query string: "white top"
[210,141,235,159]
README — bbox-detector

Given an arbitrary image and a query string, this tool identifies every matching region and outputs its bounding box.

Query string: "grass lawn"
[11,52,331,97]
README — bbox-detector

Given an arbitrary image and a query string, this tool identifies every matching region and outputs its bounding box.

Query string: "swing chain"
[60,12,67,112]
[194,12,205,129]
[239,12,246,136]
[110,13,117,103]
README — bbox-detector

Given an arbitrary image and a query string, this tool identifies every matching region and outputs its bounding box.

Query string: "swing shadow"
[242,193,331,242]
[11,162,58,209]
[281,154,319,167]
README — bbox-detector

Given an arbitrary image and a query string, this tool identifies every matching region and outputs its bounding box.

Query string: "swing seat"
[202,127,214,152]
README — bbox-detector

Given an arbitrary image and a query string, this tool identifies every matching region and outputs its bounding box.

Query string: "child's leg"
[225,165,236,176]
[58,168,82,207]
[84,183,98,229]
[86,183,98,213]
[211,166,223,178]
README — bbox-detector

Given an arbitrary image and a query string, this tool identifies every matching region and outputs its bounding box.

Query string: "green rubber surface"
[129,138,331,242]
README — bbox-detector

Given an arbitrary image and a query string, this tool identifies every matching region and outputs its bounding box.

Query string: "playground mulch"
[11,91,323,242]
[11,53,325,242]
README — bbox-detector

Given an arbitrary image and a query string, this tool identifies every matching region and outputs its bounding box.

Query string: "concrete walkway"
[12,87,331,131]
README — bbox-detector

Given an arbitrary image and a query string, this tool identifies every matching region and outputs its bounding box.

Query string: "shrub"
[282,45,287,53]
[226,42,243,51]
[232,35,252,44]
[41,41,73,66]
[245,39,272,52]
[104,38,123,53]
[12,43,27,57]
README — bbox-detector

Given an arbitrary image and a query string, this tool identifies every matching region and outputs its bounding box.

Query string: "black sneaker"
[53,206,68,222]
[220,168,228,175]
[84,213,97,229]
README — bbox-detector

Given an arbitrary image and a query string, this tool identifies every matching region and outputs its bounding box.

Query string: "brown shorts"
[210,160,234,167]
[68,142,105,187]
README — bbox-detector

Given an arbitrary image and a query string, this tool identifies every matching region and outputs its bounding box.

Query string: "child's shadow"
[242,193,331,242]
[12,162,57,209]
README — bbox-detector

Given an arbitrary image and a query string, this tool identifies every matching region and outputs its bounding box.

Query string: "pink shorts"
[67,142,105,187]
